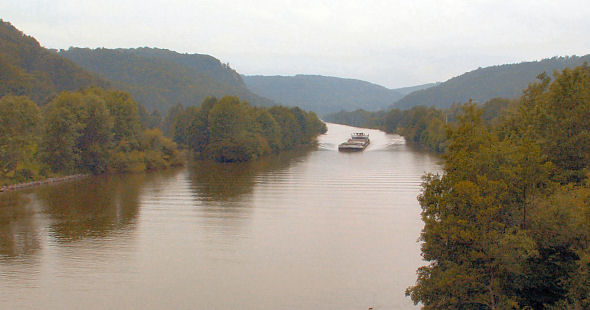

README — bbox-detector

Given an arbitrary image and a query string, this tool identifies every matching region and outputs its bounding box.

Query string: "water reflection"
[188,149,313,201]
[34,173,154,242]
[0,149,308,260]
[0,191,41,260]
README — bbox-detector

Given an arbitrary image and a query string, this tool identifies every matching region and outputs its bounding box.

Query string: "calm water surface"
[0,123,440,310]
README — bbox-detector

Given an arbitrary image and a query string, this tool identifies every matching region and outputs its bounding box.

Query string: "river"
[0,123,440,310]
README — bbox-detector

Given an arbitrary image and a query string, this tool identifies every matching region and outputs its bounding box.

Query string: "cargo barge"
[338,133,370,152]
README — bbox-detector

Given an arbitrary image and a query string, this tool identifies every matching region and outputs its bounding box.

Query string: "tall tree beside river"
[407,65,590,309]
[0,96,41,182]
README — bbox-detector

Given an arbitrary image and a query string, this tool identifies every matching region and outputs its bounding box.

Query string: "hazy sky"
[3,0,589,88]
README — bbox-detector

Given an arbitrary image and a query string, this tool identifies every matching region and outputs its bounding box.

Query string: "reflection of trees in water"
[188,149,313,240]
[189,148,313,202]
[0,191,41,260]
[35,173,152,242]
[0,169,181,262]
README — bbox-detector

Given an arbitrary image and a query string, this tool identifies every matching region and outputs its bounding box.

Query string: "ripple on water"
[0,123,440,310]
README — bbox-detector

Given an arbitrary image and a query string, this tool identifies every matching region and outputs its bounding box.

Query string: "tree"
[0,95,41,182]
[406,104,541,309]
[162,103,184,137]
[269,106,299,150]
[41,92,84,174]
[538,66,590,183]
[76,93,113,174]
[253,107,282,151]
[206,96,261,162]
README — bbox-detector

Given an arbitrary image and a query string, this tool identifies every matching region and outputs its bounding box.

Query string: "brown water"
[0,123,440,310]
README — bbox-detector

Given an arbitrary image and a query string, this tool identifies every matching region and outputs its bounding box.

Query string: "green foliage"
[407,65,590,309]
[140,127,181,170]
[531,67,589,183]
[76,93,114,174]
[252,108,282,151]
[0,88,181,186]
[137,104,162,129]
[171,96,326,162]
[0,96,42,184]
[206,96,261,162]
[41,91,84,174]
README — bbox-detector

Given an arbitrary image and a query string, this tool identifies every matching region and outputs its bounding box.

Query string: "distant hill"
[394,82,441,95]
[394,55,590,109]
[243,74,404,116]
[0,20,110,104]
[60,47,275,112]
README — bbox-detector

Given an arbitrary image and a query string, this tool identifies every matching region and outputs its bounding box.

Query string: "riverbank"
[0,174,89,192]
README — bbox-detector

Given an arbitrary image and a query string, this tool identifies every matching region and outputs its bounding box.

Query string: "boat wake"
[317,123,404,152]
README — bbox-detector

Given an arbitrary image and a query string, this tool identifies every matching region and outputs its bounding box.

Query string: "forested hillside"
[394,55,590,109]
[60,48,275,112]
[130,48,245,88]
[243,74,404,115]
[0,20,109,104]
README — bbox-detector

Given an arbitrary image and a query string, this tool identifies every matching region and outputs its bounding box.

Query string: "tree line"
[0,88,181,186]
[164,96,327,162]
[405,65,590,308]
[1,89,326,186]
[324,97,511,153]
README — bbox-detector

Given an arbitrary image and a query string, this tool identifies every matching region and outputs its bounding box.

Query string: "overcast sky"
[2,0,589,88]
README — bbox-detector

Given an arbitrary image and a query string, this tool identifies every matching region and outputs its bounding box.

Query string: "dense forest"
[165,96,327,162]
[394,55,590,109]
[0,20,110,105]
[59,47,276,113]
[0,88,181,186]
[243,74,406,115]
[402,66,590,309]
